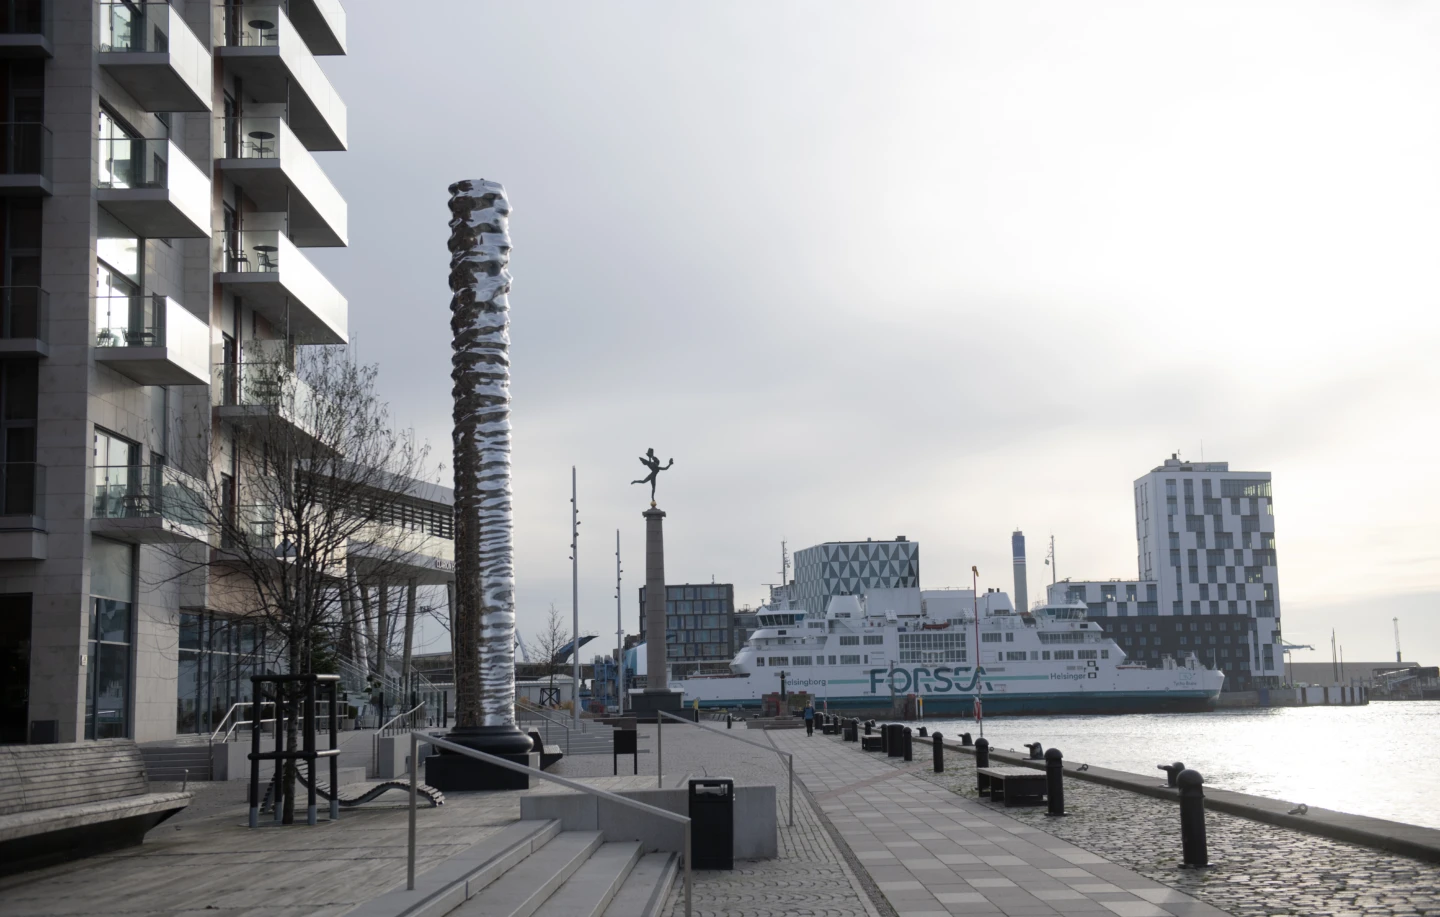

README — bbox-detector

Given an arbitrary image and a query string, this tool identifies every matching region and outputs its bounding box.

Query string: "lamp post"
[570,466,580,730]
[615,529,624,714]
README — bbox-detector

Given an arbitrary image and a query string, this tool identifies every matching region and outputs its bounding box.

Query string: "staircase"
[139,741,213,782]
[455,826,675,917]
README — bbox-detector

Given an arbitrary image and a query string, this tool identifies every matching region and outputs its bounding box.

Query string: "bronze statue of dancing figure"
[631,448,674,506]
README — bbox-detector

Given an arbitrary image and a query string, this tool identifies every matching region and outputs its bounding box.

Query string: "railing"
[94,293,169,348]
[210,699,336,743]
[658,710,793,827]
[514,705,571,756]
[98,1,174,52]
[220,3,283,47]
[0,461,43,516]
[373,702,425,773]
[0,0,47,35]
[0,287,46,340]
[215,229,283,274]
[93,464,207,528]
[411,731,691,917]
[97,137,171,190]
[0,122,49,177]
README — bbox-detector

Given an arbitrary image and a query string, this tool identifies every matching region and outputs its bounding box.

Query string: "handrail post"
[408,731,418,890]
[788,752,794,828]
[684,818,692,917]
[657,710,663,788]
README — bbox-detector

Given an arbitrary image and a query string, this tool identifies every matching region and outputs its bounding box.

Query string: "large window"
[86,538,133,739]
[176,611,279,735]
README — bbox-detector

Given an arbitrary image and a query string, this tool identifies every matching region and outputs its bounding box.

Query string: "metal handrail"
[517,702,586,734]
[373,703,425,773]
[410,731,691,917]
[514,706,571,755]
[658,710,794,827]
[210,701,280,744]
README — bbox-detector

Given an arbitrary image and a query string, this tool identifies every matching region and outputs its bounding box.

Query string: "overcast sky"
[308,1,1440,666]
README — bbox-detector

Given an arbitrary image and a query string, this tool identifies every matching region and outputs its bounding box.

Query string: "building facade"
[638,582,735,679]
[1042,455,1283,691]
[0,1,461,748]
[791,537,919,618]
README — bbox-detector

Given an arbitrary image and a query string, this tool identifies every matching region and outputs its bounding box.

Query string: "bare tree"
[527,604,572,709]
[162,343,438,823]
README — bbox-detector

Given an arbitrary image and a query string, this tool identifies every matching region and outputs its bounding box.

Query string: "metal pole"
[787,752,794,828]
[616,529,623,715]
[572,466,580,731]
[973,565,983,739]
[684,819,692,917]
[408,732,418,890]
[328,683,339,821]
[656,710,663,788]
[305,679,317,826]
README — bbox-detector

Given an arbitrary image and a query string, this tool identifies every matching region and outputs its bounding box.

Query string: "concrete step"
[532,841,641,917]
[455,831,603,917]
[602,852,677,917]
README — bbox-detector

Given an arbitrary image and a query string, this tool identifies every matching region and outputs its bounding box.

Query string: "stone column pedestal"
[631,506,683,715]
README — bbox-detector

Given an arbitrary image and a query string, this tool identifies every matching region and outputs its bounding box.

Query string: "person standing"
[803,701,815,736]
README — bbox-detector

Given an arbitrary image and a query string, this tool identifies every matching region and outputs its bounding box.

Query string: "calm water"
[919,701,1440,829]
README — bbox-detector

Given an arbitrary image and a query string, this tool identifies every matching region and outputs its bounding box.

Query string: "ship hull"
[680,689,1218,717]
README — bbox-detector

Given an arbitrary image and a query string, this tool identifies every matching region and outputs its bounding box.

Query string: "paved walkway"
[769,729,1233,917]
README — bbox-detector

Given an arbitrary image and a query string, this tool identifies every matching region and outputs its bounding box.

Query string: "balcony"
[92,464,210,544]
[97,138,211,238]
[0,0,52,58]
[0,122,50,195]
[0,461,45,560]
[349,524,455,586]
[93,294,209,386]
[217,117,346,247]
[213,352,320,441]
[214,230,347,343]
[97,2,212,112]
[217,5,346,150]
[285,0,345,56]
[0,286,47,357]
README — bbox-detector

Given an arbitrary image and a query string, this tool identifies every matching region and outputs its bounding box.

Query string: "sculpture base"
[426,725,536,791]
[629,691,685,715]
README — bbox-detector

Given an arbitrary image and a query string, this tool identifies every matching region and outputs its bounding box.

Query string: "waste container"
[688,777,734,869]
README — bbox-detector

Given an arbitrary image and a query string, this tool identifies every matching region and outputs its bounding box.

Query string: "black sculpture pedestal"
[629,691,685,716]
[426,725,537,791]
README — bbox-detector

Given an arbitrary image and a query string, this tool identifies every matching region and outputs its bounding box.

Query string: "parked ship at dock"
[673,588,1224,716]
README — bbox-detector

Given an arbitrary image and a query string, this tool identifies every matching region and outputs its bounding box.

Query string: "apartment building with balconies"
[0,0,393,748]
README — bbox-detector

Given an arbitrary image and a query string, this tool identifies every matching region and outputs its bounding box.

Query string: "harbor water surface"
[918,700,1438,829]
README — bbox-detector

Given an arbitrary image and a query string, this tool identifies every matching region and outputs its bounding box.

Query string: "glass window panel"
[90,537,134,602]
[92,642,130,739]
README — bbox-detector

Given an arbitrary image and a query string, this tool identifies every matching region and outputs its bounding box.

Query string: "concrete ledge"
[917,734,1440,864]
[520,784,778,859]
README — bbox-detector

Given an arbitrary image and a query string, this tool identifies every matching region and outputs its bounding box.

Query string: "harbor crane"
[1278,642,1314,686]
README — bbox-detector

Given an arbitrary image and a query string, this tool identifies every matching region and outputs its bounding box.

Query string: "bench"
[860,734,884,752]
[0,740,191,876]
[526,731,564,770]
[976,766,1047,807]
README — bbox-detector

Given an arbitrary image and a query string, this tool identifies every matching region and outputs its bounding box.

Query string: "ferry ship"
[672,587,1224,716]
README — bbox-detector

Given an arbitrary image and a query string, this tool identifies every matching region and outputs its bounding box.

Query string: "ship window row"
[863,635,884,645]
[840,654,861,665]
[1037,632,1092,644]
[900,650,967,662]
[980,632,1003,643]
[838,635,860,645]
[900,633,967,648]
[791,656,813,665]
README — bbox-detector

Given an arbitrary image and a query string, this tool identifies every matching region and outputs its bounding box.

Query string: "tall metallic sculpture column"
[630,450,683,715]
[432,178,531,789]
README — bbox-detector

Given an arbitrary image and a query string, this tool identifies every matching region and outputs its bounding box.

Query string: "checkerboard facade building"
[791,538,919,619]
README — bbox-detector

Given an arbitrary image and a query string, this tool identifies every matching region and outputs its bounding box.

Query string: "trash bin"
[688,777,734,870]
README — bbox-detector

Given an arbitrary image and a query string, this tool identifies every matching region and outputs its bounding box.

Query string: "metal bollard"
[1158,761,1185,788]
[864,720,872,736]
[961,732,973,747]
[933,731,944,773]
[918,726,928,737]
[727,714,732,730]
[887,724,904,758]
[903,727,913,762]
[975,737,990,794]
[1045,748,1065,817]
[1178,769,1209,867]
[1026,742,1044,760]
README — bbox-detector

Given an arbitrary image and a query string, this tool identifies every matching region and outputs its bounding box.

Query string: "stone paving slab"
[769,729,1233,917]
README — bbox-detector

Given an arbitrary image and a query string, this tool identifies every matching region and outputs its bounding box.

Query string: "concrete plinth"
[425,751,539,790]
[629,691,685,716]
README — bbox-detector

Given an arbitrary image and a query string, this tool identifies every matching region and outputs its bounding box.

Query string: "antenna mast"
[1394,617,1402,664]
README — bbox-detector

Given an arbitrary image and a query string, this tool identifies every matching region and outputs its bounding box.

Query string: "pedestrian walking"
[803,701,815,736]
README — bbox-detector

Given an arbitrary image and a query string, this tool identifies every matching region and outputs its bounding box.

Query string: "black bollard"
[888,724,904,758]
[975,737,990,794]
[933,731,944,773]
[1045,748,1065,817]
[1157,761,1185,788]
[918,726,928,737]
[903,727,913,762]
[1177,769,1209,867]
[864,720,872,736]
[961,732,973,747]
[727,713,732,730]
[1026,742,1044,760]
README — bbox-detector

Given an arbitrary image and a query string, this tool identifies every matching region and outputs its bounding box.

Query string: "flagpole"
[972,565,983,739]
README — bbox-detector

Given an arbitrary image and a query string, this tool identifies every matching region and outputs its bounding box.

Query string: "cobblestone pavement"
[773,728,1233,917]
[858,732,1440,917]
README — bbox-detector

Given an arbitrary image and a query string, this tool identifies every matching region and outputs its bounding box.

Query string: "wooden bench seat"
[0,740,191,876]
[976,766,1047,807]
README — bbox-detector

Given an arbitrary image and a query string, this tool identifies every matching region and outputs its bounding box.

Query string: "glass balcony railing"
[223,504,277,549]
[0,122,49,177]
[216,228,282,274]
[214,360,317,420]
[93,464,207,529]
[0,461,42,516]
[98,2,174,53]
[97,137,175,190]
[0,286,46,340]
[220,4,283,48]
[0,0,48,35]
[94,293,166,347]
